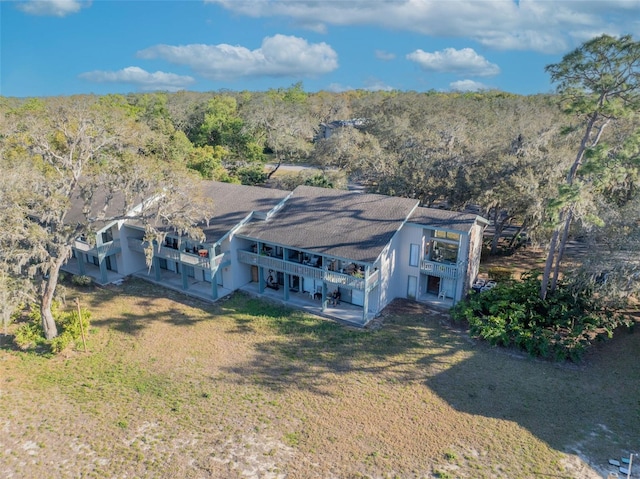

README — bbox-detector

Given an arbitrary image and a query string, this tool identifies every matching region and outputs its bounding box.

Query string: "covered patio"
[132,268,233,304]
[240,282,374,327]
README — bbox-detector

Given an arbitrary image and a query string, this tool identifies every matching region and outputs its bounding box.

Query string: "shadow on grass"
[76,278,220,336]
[27,276,639,469]
[425,323,640,466]
[222,293,640,468]
[221,296,469,395]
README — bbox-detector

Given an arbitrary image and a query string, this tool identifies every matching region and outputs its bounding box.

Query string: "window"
[409,243,419,267]
[101,228,113,243]
[432,240,458,264]
[434,230,460,241]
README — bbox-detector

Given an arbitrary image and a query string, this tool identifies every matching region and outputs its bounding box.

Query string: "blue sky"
[2,0,640,97]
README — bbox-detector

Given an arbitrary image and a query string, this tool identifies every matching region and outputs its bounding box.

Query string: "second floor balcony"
[74,238,121,259]
[420,259,458,279]
[127,236,228,271]
[238,250,380,291]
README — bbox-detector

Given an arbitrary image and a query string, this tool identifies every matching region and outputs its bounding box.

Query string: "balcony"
[239,251,324,280]
[74,238,121,258]
[154,245,180,262]
[74,239,94,253]
[97,239,121,257]
[180,250,210,268]
[238,250,379,290]
[324,270,365,289]
[212,251,230,269]
[420,260,458,279]
[127,236,148,253]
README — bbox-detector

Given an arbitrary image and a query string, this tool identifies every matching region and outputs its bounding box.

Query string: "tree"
[540,34,640,299]
[241,86,315,179]
[0,97,213,339]
[191,95,263,165]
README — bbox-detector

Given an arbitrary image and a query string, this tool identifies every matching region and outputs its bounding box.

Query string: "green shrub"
[452,271,632,362]
[49,307,91,353]
[13,301,91,354]
[14,319,45,350]
[71,275,93,286]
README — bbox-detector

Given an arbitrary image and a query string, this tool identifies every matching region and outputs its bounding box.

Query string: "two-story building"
[62,181,488,326]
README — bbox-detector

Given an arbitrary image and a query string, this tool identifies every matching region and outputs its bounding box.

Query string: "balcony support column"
[153,256,161,281]
[75,250,86,275]
[99,257,108,284]
[211,269,219,300]
[283,273,290,301]
[321,283,328,311]
[362,267,370,323]
[258,266,265,293]
[181,265,189,290]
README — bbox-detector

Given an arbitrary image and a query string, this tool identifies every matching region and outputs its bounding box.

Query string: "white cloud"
[137,34,338,81]
[363,78,395,92]
[206,0,640,54]
[375,50,396,61]
[16,0,89,17]
[450,79,490,92]
[326,82,354,93]
[79,67,195,92]
[407,48,500,77]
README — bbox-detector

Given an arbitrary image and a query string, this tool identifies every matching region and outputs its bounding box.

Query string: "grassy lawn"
[1,278,638,478]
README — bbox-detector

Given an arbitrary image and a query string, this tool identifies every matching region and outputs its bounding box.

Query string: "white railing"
[97,239,121,257]
[420,260,457,278]
[74,240,94,253]
[238,250,373,289]
[74,238,121,257]
[127,237,148,253]
[154,246,180,262]
[238,251,324,281]
[324,271,365,289]
[366,269,380,291]
[212,251,230,268]
[180,251,210,268]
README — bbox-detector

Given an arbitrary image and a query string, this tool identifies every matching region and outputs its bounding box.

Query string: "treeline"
[2,84,638,255]
[2,86,637,257]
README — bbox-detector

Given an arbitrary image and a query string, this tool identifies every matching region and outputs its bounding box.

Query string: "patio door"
[427,275,441,295]
[105,255,117,272]
[289,275,300,292]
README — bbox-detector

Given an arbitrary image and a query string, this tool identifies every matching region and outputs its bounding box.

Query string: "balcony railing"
[97,239,121,257]
[180,251,210,268]
[127,236,148,253]
[238,250,379,290]
[324,270,365,289]
[366,269,380,291]
[74,240,94,253]
[154,246,180,262]
[212,251,230,269]
[74,238,121,258]
[420,260,458,278]
[239,251,324,280]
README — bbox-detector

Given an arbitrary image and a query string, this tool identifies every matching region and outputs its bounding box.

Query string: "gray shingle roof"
[65,185,131,232]
[238,186,419,264]
[198,181,290,243]
[408,207,488,233]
